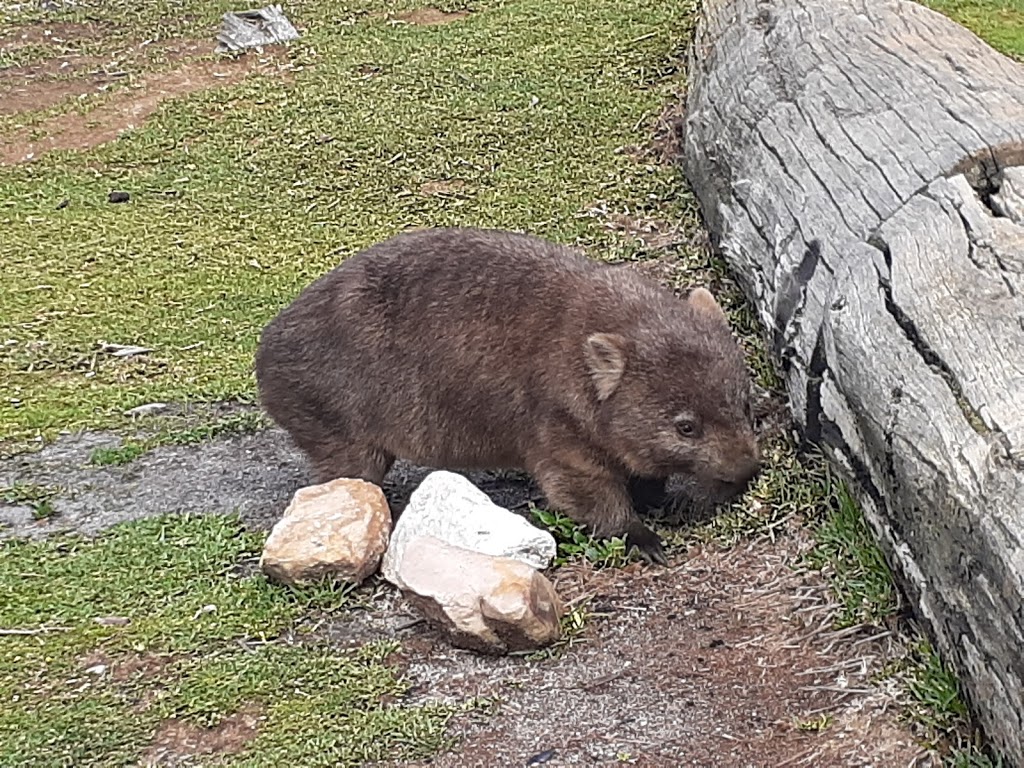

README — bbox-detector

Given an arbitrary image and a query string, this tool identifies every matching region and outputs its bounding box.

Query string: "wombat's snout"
[724,439,762,495]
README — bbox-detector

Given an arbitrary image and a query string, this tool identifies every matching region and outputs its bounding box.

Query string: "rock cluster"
[260,470,562,654]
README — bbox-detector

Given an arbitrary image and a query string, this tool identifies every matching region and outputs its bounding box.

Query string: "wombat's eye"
[675,417,700,438]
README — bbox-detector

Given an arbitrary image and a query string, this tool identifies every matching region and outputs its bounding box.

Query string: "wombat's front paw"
[624,522,667,565]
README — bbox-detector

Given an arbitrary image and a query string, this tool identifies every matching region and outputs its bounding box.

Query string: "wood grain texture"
[681,0,1024,761]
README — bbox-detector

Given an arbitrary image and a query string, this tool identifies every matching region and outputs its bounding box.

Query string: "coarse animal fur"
[255,227,761,562]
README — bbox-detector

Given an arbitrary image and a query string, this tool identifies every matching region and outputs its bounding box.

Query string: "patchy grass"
[0,0,702,761]
[880,636,1005,768]
[89,409,268,466]
[1,481,59,519]
[0,513,456,766]
[919,0,1024,60]
[803,479,898,627]
[687,439,831,545]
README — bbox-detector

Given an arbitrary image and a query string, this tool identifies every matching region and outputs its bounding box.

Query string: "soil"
[0,411,543,539]
[0,21,107,50]
[0,28,288,165]
[141,706,263,766]
[419,179,469,197]
[325,534,934,767]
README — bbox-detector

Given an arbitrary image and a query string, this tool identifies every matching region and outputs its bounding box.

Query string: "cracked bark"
[681,0,1024,763]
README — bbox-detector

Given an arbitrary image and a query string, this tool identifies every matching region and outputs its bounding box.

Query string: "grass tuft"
[804,479,898,627]
[531,506,636,568]
[89,410,268,466]
[1,481,60,519]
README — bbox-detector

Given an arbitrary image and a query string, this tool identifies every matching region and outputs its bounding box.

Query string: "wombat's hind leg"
[534,464,667,565]
[308,444,395,486]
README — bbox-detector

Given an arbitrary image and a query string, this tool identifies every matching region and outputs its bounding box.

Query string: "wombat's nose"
[734,443,762,487]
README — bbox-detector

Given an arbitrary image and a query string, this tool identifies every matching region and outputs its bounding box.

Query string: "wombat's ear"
[585,333,627,401]
[687,287,729,325]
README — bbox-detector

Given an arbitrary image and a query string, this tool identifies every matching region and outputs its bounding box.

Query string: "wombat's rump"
[255,227,760,562]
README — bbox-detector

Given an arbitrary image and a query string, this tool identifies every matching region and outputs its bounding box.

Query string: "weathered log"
[681,0,1024,762]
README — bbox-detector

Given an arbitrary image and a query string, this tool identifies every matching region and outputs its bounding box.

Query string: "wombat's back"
[255,227,638,470]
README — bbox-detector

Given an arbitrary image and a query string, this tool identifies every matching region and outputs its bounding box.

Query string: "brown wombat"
[255,227,760,563]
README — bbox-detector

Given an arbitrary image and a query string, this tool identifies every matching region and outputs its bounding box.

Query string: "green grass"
[919,0,1024,59]
[0,0,701,761]
[0,0,699,450]
[804,478,898,627]
[0,513,457,766]
[880,637,1005,768]
[530,505,635,567]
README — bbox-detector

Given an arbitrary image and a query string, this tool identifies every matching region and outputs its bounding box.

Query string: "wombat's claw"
[625,524,668,566]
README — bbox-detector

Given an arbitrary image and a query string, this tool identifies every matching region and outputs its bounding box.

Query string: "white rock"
[394,536,563,655]
[260,478,391,587]
[380,470,556,585]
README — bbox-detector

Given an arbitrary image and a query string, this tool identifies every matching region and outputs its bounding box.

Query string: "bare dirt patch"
[0,412,541,540]
[371,533,932,767]
[0,21,107,51]
[419,179,469,196]
[0,54,276,165]
[141,705,263,766]
[394,8,472,26]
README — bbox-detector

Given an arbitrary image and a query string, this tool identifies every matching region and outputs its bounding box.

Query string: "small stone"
[381,470,556,585]
[124,402,169,417]
[84,664,107,676]
[260,478,391,587]
[108,191,130,203]
[393,536,563,655]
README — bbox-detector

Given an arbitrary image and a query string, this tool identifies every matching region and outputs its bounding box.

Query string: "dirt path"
[344,533,931,767]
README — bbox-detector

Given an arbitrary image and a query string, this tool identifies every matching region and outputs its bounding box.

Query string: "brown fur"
[255,227,761,562]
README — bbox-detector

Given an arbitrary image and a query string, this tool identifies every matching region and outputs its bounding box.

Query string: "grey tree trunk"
[681,0,1024,762]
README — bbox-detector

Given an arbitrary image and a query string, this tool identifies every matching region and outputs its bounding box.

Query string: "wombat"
[255,227,761,563]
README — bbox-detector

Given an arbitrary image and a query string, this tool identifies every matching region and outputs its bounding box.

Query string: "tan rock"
[394,535,563,655]
[260,478,391,587]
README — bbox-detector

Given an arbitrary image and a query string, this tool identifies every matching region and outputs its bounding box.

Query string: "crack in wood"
[868,237,991,436]
[772,239,823,358]
[818,414,888,520]
[946,194,1019,298]
[800,325,828,447]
